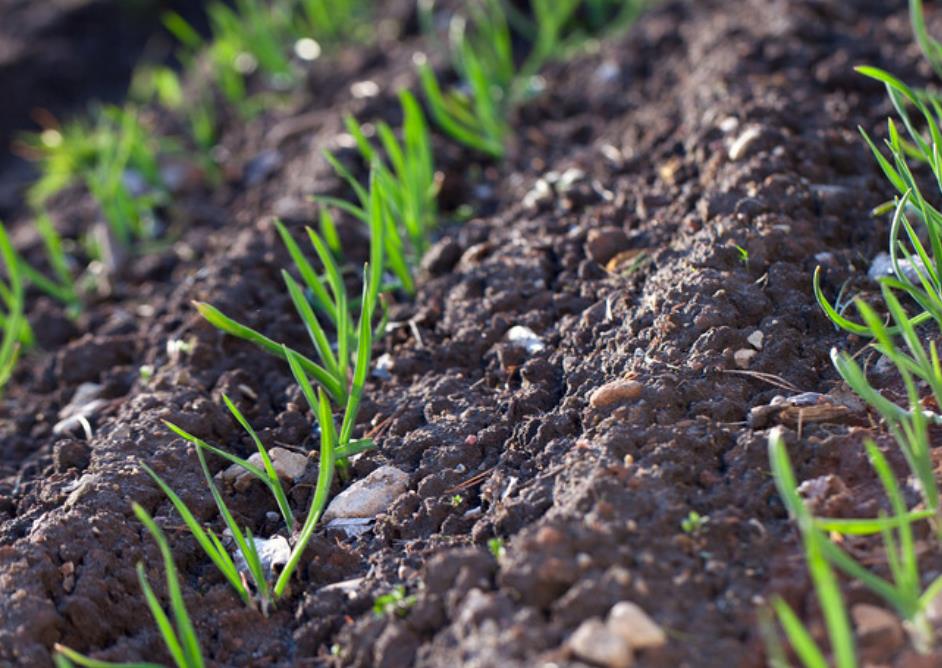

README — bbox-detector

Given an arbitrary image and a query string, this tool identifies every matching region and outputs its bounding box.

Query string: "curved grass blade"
[274,348,336,597]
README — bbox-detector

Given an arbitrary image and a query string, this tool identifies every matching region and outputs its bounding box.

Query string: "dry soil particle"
[0,0,935,667]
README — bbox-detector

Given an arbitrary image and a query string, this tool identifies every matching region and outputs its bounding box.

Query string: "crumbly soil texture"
[0,1,933,666]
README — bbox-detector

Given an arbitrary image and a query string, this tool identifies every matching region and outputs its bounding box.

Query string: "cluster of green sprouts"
[770,0,942,663]
[417,0,648,157]
[0,215,79,396]
[163,0,371,123]
[0,0,380,393]
[42,2,656,665]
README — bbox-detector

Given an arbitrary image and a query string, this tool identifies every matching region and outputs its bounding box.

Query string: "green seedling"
[338,90,439,258]
[131,66,220,183]
[163,253,381,606]
[792,11,942,660]
[372,585,416,617]
[513,0,649,57]
[30,213,79,307]
[735,244,750,267]
[487,537,505,559]
[165,394,294,531]
[680,511,708,535]
[168,2,288,104]
[768,432,856,668]
[518,0,582,83]
[829,291,941,518]
[139,458,269,613]
[771,430,942,658]
[0,225,28,396]
[0,215,79,310]
[416,0,521,157]
[295,0,371,46]
[417,35,509,156]
[54,503,204,668]
[198,168,387,403]
[419,0,629,157]
[274,341,377,597]
[320,156,415,294]
[22,105,166,248]
[319,92,438,292]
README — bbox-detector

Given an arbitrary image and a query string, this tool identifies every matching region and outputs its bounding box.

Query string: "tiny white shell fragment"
[506,326,545,354]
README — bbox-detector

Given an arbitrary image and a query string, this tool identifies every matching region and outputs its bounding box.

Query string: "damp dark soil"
[0,1,936,666]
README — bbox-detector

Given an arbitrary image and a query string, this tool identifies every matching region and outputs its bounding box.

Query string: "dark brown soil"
[0,0,936,666]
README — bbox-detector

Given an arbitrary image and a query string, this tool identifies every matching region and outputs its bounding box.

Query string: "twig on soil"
[718,369,803,393]
[445,466,497,495]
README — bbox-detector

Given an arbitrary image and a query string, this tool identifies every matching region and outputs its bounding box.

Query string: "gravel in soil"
[0,1,936,666]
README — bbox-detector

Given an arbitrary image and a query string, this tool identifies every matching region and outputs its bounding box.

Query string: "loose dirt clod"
[851,603,904,653]
[589,379,643,408]
[586,227,630,264]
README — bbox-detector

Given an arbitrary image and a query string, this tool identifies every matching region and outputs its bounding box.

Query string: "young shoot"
[197,168,387,404]
[0,224,28,396]
[372,585,416,618]
[54,503,205,668]
[20,105,166,248]
[334,90,439,258]
[164,394,294,531]
[770,430,942,658]
[768,431,856,668]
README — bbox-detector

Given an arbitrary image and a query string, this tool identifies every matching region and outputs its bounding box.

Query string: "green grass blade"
[274,220,336,323]
[769,433,856,668]
[193,446,270,608]
[274,348,337,597]
[53,644,163,668]
[140,459,250,606]
[194,301,344,403]
[132,503,204,668]
[771,598,829,668]
[221,395,294,530]
[283,271,341,381]
[164,421,268,480]
[813,510,934,535]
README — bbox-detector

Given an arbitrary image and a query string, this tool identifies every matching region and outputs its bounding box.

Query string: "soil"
[0,0,937,667]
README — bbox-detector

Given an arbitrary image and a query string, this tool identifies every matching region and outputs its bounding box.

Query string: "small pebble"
[728,126,763,161]
[607,601,666,650]
[734,349,757,369]
[322,465,409,522]
[569,619,633,668]
[506,326,545,354]
[219,447,308,491]
[231,535,290,581]
[868,251,926,284]
[589,379,643,408]
[747,331,764,350]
